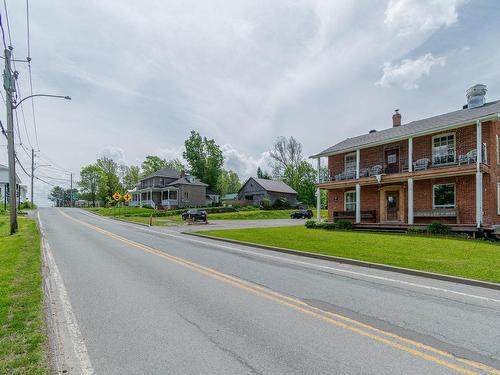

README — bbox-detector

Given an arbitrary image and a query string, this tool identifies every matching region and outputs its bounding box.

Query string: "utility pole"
[31,148,34,207]
[4,47,17,234]
[70,173,73,207]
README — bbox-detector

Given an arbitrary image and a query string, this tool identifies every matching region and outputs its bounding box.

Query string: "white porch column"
[476,120,483,228]
[355,148,360,179]
[316,157,321,221]
[139,191,142,207]
[355,183,361,224]
[167,188,171,209]
[408,178,414,225]
[408,137,413,172]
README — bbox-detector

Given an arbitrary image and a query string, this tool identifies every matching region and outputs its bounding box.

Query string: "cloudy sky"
[1,0,500,206]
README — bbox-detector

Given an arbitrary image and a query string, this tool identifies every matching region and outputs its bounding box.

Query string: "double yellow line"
[58,210,500,375]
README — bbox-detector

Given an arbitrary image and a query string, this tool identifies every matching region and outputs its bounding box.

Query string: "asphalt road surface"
[39,208,500,375]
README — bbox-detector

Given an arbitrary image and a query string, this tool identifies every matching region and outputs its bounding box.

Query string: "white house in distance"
[0,164,27,207]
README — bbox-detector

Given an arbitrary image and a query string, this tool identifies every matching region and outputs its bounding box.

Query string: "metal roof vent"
[466,84,487,109]
[369,129,377,134]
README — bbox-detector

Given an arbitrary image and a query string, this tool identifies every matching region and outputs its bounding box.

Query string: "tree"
[164,158,185,172]
[282,160,317,206]
[122,165,141,190]
[141,155,167,176]
[216,170,241,196]
[269,136,303,178]
[183,130,224,189]
[48,186,78,207]
[96,157,122,202]
[79,164,102,207]
[257,167,271,179]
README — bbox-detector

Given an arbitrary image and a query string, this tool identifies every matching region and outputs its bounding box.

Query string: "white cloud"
[221,144,269,179]
[384,0,465,36]
[98,147,127,165]
[377,53,446,90]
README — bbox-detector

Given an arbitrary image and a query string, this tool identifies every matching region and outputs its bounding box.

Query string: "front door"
[386,191,399,221]
[385,149,399,174]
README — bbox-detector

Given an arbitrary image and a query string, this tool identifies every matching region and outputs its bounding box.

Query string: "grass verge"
[0,215,48,374]
[200,226,500,283]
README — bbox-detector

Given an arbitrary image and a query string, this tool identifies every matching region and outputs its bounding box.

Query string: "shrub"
[141,204,154,209]
[260,197,272,210]
[427,221,450,235]
[335,220,353,230]
[305,220,317,228]
[407,226,428,235]
[272,197,290,210]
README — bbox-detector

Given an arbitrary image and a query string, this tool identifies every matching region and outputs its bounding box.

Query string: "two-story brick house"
[129,168,208,209]
[312,84,500,234]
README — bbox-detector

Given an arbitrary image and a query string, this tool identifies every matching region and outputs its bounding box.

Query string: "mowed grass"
[209,209,328,221]
[201,226,500,283]
[0,216,48,374]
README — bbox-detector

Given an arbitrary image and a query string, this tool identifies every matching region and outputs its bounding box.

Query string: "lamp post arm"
[13,94,71,109]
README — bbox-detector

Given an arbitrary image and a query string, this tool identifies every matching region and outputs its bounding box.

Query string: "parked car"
[182,209,208,222]
[290,209,313,219]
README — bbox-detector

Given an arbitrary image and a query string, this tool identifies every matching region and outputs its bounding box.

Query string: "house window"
[345,153,357,172]
[344,190,356,212]
[183,191,189,202]
[433,184,455,208]
[169,191,177,200]
[432,133,455,165]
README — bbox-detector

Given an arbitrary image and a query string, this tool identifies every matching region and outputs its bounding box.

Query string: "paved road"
[167,218,305,233]
[39,208,500,375]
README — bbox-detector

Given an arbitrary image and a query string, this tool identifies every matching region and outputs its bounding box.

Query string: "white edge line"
[39,211,94,375]
[76,209,500,304]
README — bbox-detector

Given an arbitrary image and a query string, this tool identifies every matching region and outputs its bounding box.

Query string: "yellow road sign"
[112,192,122,201]
[123,193,132,202]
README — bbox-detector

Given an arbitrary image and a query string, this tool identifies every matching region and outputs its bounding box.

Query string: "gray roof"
[142,168,181,180]
[168,177,208,187]
[244,177,297,195]
[314,100,500,157]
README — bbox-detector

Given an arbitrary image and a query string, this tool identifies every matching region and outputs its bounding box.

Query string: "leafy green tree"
[216,170,241,196]
[164,158,185,172]
[141,155,167,176]
[257,167,271,179]
[122,165,141,190]
[283,160,317,206]
[183,130,224,190]
[79,164,102,207]
[96,157,122,201]
[48,186,78,207]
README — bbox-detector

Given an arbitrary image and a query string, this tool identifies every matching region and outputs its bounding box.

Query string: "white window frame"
[344,152,357,172]
[432,132,456,166]
[497,183,500,215]
[496,135,499,165]
[344,190,356,212]
[432,183,456,209]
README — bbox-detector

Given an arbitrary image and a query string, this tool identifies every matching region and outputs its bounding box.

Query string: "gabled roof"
[241,177,297,195]
[313,100,500,157]
[168,177,208,187]
[142,168,181,180]
[0,163,22,184]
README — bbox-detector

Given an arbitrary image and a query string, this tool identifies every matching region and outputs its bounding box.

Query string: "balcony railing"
[320,144,487,184]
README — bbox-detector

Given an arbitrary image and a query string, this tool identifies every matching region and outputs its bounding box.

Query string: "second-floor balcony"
[319,139,487,185]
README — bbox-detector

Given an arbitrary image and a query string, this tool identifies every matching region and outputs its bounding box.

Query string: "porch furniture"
[458,149,477,165]
[333,210,376,222]
[359,168,370,178]
[413,208,459,223]
[413,158,430,171]
[369,165,383,176]
[345,169,356,180]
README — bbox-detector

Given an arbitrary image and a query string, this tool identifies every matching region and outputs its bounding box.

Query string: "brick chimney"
[392,109,401,127]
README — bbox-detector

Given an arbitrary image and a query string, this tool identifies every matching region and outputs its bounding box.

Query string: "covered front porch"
[326,173,478,227]
[130,187,179,210]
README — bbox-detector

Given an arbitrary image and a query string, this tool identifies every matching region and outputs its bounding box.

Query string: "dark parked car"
[181,209,208,222]
[290,209,313,219]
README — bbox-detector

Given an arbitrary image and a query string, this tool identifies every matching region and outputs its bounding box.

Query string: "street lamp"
[13,94,71,109]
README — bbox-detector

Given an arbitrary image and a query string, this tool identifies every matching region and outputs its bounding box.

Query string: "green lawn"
[0,216,48,374]
[200,226,500,283]
[209,209,328,221]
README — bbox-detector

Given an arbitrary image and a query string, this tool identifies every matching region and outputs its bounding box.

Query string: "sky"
[1,0,500,206]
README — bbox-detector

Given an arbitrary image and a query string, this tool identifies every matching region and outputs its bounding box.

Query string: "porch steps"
[352,224,408,233]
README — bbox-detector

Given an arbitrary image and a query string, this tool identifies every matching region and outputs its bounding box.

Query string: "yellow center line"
[58,209,500,375]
